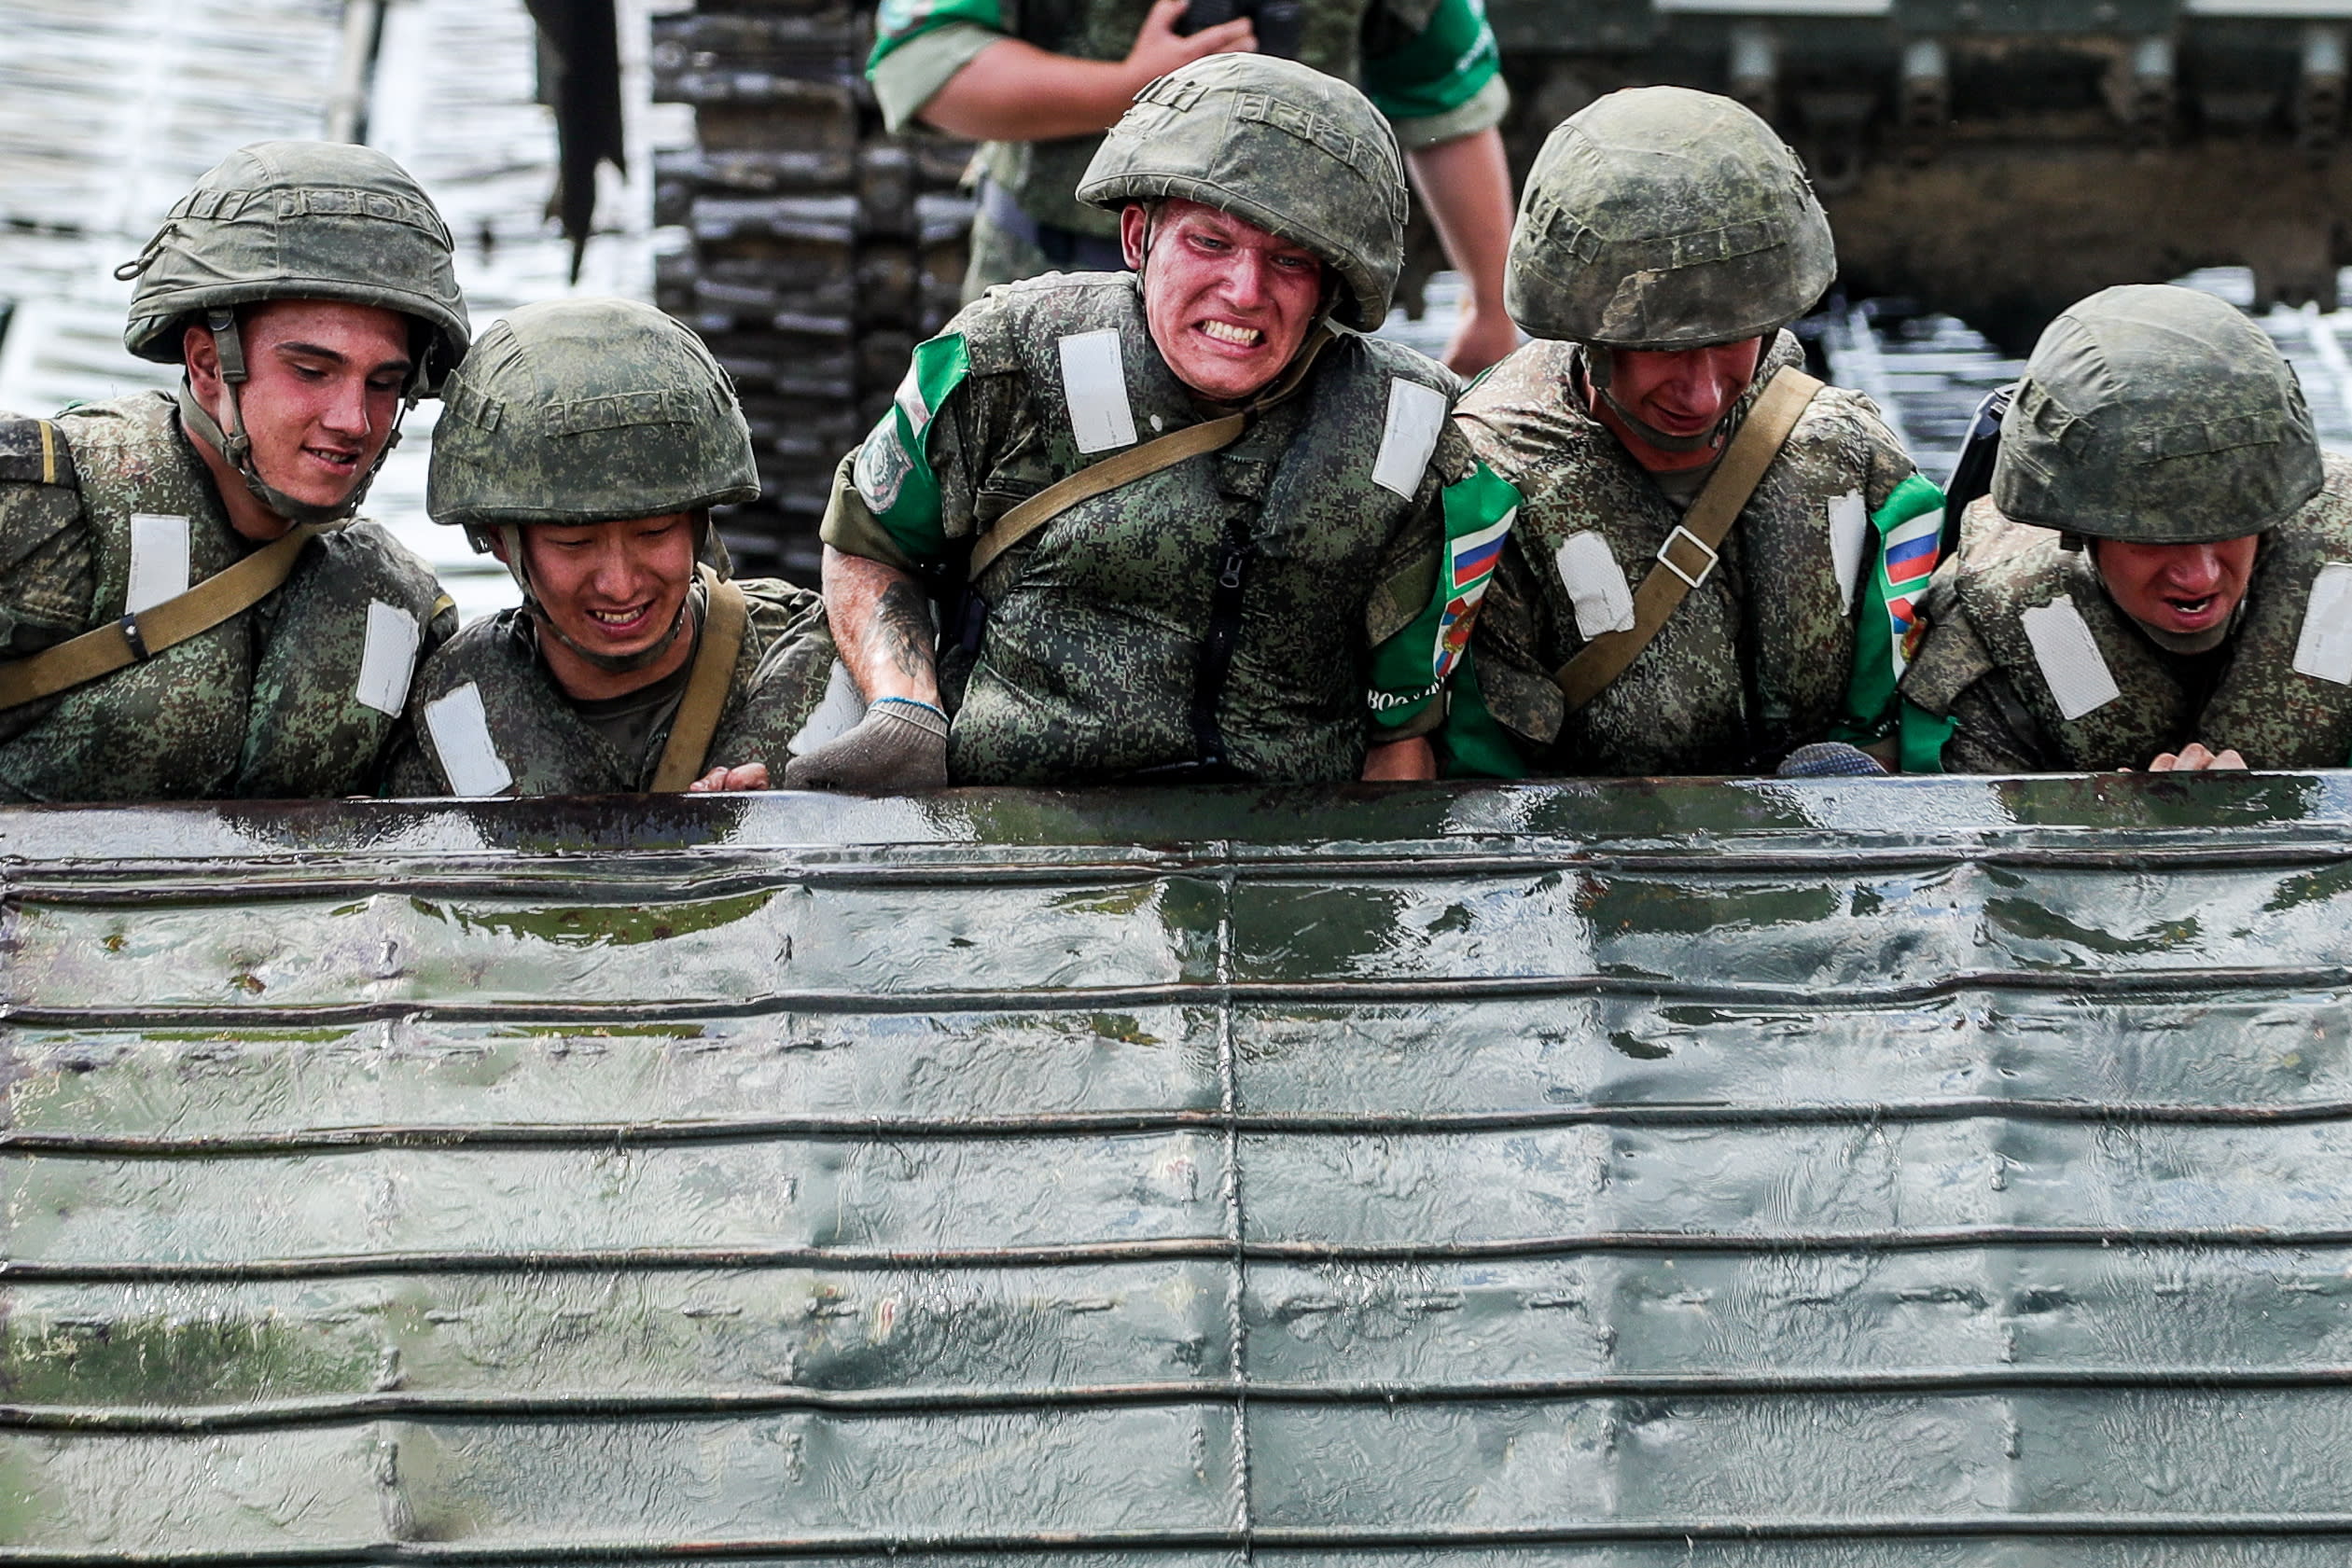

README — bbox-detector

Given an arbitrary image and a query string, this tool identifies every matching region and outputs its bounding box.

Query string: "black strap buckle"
[118,613,152,661]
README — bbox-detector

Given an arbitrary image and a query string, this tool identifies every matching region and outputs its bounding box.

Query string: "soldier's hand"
[1442,305,1522,380]
[2147,742,2248,772]
[1362,736,1437,781]
[1128,0,1254,82]
[781,698,951,791]
[688,763,771,793]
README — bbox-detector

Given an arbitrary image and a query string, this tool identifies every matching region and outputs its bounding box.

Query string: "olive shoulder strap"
[967,412,1247,580]
[1552,367,1826,715]
[650,565,750,791]
[0,520,322,712]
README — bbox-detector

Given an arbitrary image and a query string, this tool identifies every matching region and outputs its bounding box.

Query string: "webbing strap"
[968,413,1247,581]
[650,566,749,791]
[0,522,321,713]
[1552,368,1825,715]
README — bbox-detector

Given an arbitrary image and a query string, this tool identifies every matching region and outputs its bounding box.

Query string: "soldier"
[0,141,466,801]
[1447,88,1944,778]
[1900,284,2352,773]
[790,53,1522,790]
[386,298,844,797]
[870,0,1519,373]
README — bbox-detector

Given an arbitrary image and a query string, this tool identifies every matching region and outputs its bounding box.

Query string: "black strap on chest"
[1188,521,1253,770]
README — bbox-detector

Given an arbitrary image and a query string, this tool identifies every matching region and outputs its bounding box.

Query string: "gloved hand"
[1776,741,1888,778]
[781,697,950,790]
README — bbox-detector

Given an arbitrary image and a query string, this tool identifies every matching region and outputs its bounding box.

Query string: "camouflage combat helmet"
[1994,283,2325,545]
[429,298,758,673]
[121,141,470,388]
[116,141,470,526]
[1077,53,1408,329]
[1507,87,1835,351]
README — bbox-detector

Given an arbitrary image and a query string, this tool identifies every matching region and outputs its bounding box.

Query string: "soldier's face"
[512,513,698,664]
[1123,199,1326,403]
[1592,338,1767,470]
[2095,534,2261,638]
[183,299,412,515]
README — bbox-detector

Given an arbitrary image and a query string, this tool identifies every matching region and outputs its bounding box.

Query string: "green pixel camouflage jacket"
[384,577,843,796]
[1453,335,1941,776]
[1901,465,2352,771]
[0,393,453,801]
[823,271,1522,785]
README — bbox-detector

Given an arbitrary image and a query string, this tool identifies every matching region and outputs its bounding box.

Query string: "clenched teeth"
[1201,320,1262,346]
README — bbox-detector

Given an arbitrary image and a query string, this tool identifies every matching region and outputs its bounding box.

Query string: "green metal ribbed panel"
[7,777,2352,1561]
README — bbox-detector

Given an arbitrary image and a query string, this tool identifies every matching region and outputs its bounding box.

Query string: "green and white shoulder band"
[1368,459,1521,732]
[869,0,1003,69]
[852,331,971,567]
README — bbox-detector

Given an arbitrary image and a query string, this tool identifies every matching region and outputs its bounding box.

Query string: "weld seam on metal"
[22,1365,2352,1433]
[7,963,2345,1031]
[7,1516,2352,1564]
[1213,852,1254,1559]
[11,836,2352,902]
[15,1225,2352,1282]
[21,1093,2352,1156]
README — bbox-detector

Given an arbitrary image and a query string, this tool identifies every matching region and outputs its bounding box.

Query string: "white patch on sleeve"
[423,682,514,797]
[125,513,191,615]
[786,659,870,756]
[853,421,913,514]
[2021,597,2122,721]
[353,600,423,715]
[1554,531,1636,640]
[893,363,933,434]
[1829,490,1870,610]
[1058,329,1137,453]
[1371,378,1448,498]
[2293,561,2352,686]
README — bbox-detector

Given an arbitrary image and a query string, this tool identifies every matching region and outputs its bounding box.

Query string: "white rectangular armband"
[125,514,191,614]
[1372,378,1448,498]
[2021,597,2122,721]
[354,600,423,715]
[2293,561,2352,686]
[1829,491,1869,611]
[423,682,514,797]
[1058,329,1137,453]
[1554,531,1636,640]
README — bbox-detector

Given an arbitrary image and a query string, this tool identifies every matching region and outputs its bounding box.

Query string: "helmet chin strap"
[495,520,701,675]
[179,309,406,528]
[1584,345,1742,456]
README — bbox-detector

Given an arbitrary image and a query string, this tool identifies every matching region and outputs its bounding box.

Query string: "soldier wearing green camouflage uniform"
[1900,284,2352,772]
[798,54,1521,788]
[0,142,466,801]
[869,0,1519,370]
[386,298,844,797]
[1448,88,1945,777]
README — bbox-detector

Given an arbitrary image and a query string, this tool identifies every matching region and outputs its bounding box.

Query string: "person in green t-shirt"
[869,0,1520,375]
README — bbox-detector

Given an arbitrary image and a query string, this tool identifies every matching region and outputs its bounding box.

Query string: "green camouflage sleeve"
[869,0,1016,132]
[820,329,977,575]
[1365,442,1520,740]
[0,418,95,655]
[1364,0,1505,128]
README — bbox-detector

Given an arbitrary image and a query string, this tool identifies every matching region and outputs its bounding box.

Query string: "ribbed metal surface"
[7,776,2352,1560]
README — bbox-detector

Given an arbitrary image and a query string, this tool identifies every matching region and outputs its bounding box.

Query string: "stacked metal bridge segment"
[1482,0,2352,349]
[8,777,2352,1555]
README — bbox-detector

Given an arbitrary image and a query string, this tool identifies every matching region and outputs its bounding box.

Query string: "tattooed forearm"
[877,581,936,684]
[821,544,940,705]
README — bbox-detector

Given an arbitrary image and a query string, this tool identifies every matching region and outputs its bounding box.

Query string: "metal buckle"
[1657,525,1719,590]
